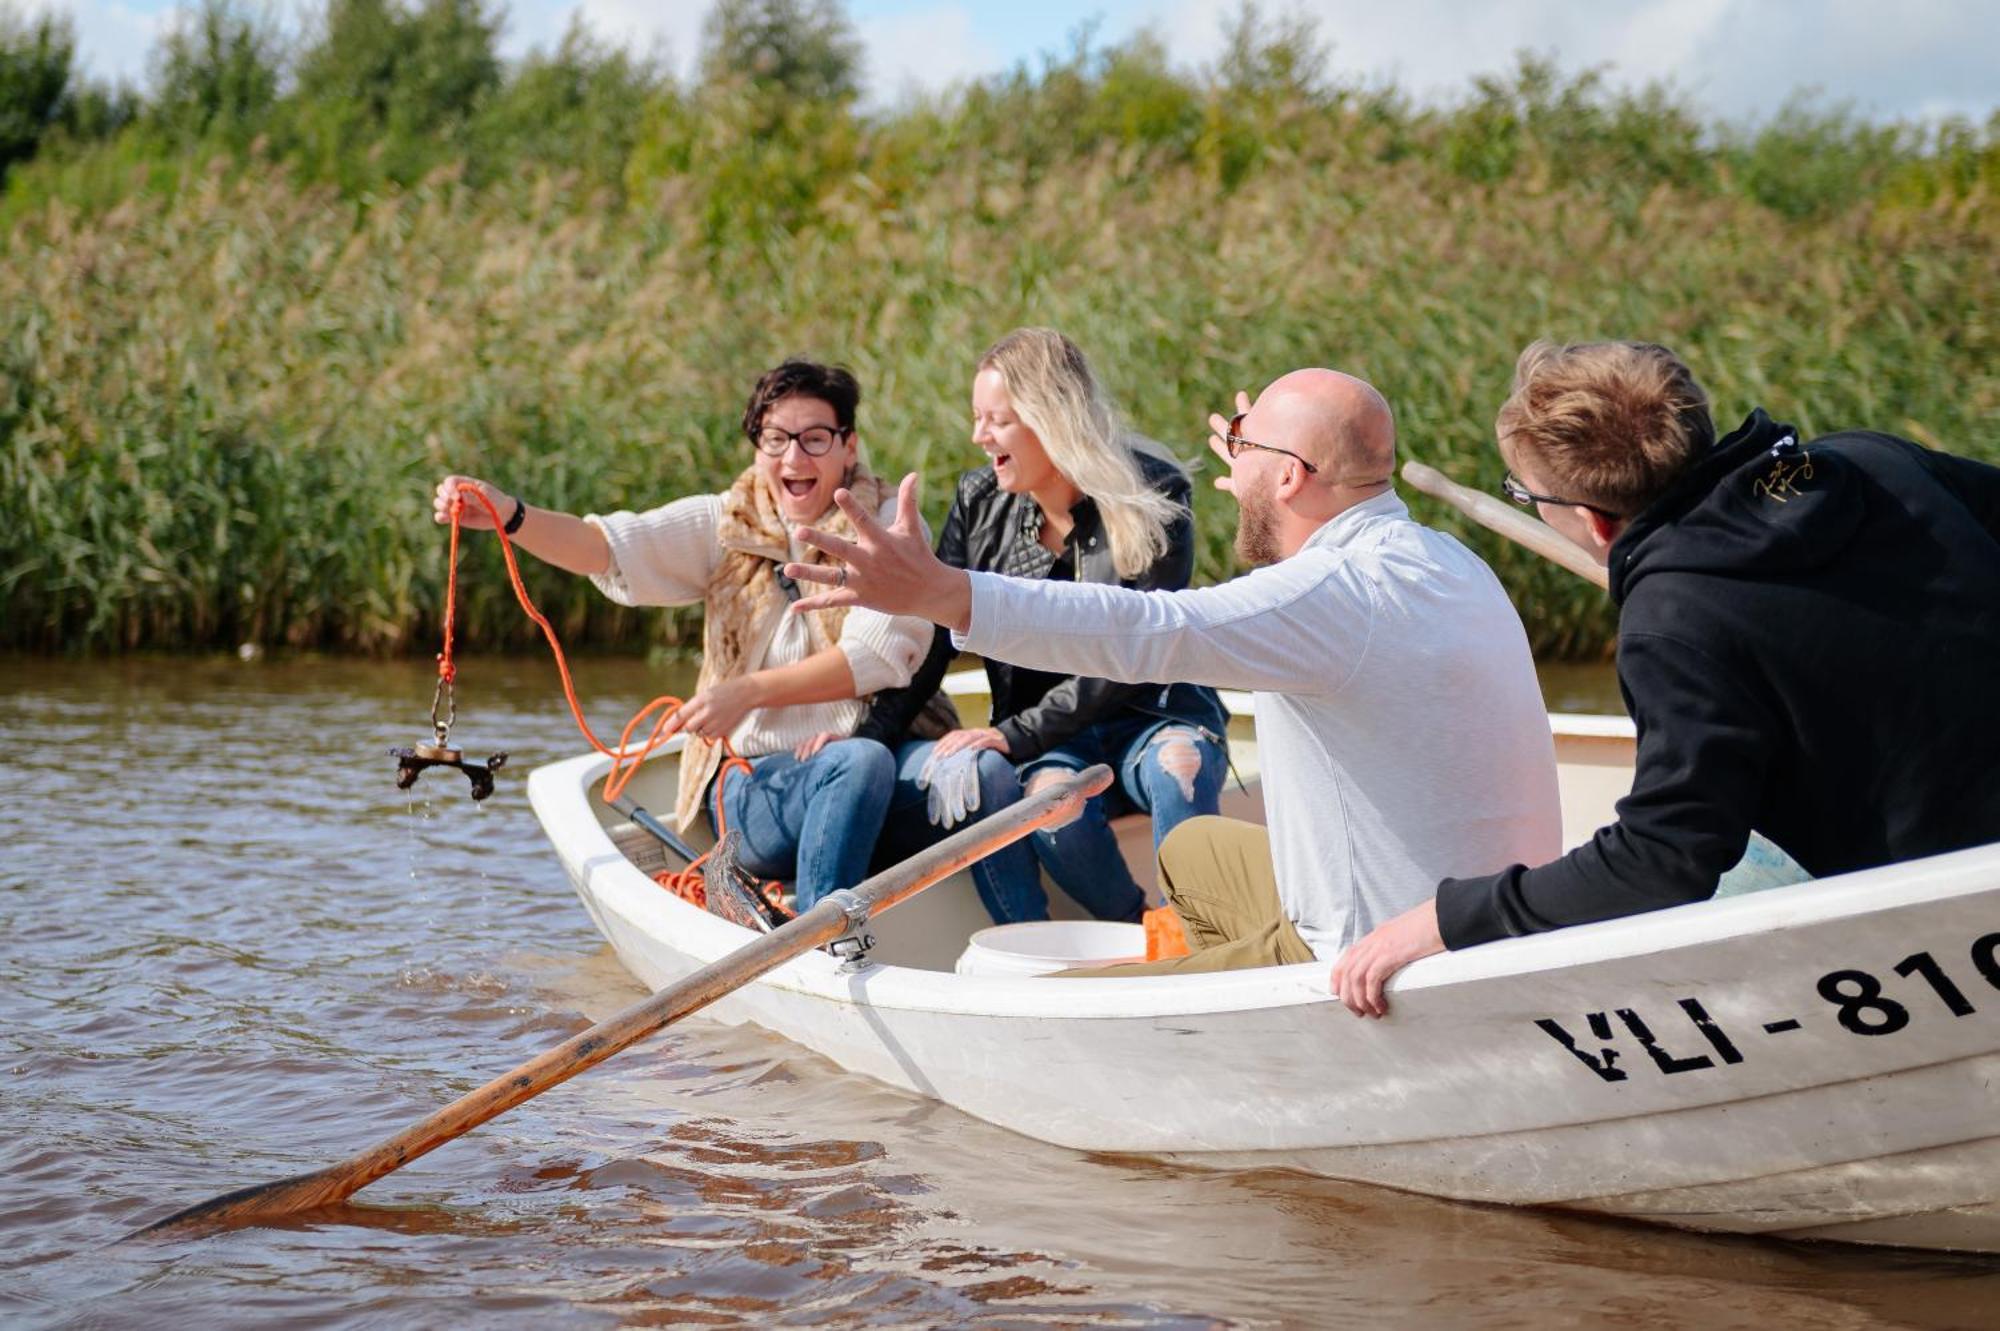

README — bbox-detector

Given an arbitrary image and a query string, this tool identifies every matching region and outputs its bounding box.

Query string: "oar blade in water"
[131,1165,359,1235]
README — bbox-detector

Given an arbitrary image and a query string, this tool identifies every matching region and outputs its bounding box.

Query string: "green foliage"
[0,9,72,179]
[1214,1,1327,100]
[624,78,862,243]
[933,23,1252,181]
[1439,55,1709,192]
[1720,98,1907,221]
[620,0,866,240]
[58,77,140,141]
[1876,111,2000,218]
[467,17,663,189]
[1199,3,1332,186]
[699,0,861,104]
[148,0,280,150]
[1081,32,1203,156]
[1,0,1995,657]
[290,0,503,189]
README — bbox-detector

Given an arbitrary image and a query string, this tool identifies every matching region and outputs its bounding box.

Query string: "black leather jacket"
[856,450,1224,762]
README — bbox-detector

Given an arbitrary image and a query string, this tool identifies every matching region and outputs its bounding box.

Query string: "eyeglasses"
[1500,473,1621,519]
[1220,413,1318,474]
[752,424,849,457]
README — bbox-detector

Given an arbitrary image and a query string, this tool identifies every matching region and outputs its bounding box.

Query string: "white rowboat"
[527,676,2000,1252]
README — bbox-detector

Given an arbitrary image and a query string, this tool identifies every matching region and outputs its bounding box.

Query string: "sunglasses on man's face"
[1499,473,1621,519]
[1220,413,1319,474]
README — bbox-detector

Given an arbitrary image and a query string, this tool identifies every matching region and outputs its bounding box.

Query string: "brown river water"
[4,654,1997,1329]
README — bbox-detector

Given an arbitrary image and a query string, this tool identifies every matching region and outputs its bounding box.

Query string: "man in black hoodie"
[1331,339,2000,1017]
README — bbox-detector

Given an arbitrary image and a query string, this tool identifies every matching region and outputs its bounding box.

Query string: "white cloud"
[22,0,169,88]
[1677,0,2000,122]
[1158,0,2000,123]
[857,3,981,104]
[563,0,707,76]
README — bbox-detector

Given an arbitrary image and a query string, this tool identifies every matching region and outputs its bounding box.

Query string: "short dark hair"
[1495,340,1715,517]
[742,359,861,439]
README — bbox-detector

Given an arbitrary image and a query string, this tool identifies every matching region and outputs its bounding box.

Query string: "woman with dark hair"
[433,359,932,911]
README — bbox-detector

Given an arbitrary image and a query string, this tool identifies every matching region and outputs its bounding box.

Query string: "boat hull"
[529,730,2000,1253]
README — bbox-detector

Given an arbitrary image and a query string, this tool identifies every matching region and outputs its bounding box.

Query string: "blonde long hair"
[979,328,1184,579]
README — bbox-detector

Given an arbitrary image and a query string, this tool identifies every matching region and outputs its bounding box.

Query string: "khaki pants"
[1060,816,1315,976]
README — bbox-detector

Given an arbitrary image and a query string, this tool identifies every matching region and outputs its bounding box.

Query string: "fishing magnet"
[392,742,508,801]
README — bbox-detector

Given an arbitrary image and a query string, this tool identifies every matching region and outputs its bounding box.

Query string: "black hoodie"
[1437,409,2000,950]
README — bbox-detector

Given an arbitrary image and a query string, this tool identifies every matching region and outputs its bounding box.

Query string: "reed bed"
[3,137,1994,657]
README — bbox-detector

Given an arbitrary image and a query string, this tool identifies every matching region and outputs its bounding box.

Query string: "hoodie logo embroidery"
[1753,439,1814,503]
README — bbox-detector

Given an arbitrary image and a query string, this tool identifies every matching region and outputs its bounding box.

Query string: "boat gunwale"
[527,744,2000,1022]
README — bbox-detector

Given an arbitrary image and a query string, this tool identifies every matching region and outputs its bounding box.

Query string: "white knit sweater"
[585,494,931,758]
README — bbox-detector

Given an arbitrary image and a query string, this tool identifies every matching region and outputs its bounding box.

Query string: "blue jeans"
[1018,713,1229,923]
[871,739,1049,925]
[711,739,896,912]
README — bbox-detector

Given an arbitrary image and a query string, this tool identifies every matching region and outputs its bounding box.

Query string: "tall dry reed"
[3,138,1994,656]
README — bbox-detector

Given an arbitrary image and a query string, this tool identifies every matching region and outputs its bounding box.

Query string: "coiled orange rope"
[442,488,779,913]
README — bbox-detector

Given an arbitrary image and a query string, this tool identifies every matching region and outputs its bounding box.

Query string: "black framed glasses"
[752,424,849,457]
[1500,473,1621,519]
[1221,412,1318,474]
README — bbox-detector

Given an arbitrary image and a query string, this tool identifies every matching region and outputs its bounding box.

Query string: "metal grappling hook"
[391,670,506,801]
[393,491,505,801]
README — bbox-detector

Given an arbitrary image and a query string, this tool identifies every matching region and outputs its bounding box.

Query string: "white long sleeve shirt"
[956,490,1562,959]
[585,494,932,758]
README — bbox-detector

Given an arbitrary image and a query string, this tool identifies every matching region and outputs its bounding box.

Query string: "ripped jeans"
[1018,709,1229,924]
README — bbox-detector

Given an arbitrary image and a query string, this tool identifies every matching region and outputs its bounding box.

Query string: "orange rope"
[439,508,460,689]
[441,488,786,916]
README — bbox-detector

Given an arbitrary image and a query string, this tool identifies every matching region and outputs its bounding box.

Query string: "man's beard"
[1233,485,1281,566]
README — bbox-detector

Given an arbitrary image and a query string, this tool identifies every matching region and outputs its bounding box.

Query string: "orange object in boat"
[1143,904,1190,960]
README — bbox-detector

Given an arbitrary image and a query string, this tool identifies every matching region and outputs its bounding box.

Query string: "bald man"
[788,370,1562,974]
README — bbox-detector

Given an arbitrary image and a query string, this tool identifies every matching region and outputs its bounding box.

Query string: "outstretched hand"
[434,475,507,529]
[786,474,974,630]
[1328,898,1445,1018]
[1206,390,1254,495]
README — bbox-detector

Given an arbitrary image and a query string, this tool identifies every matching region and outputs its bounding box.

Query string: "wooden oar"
[1401,460,1610,591]
[131,762,1114,1237]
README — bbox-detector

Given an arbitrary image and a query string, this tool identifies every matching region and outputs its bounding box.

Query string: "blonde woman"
[849,328,1229,923]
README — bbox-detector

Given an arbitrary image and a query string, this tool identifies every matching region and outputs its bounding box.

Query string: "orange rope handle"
[441,486,788,915]
[439,505,460,685]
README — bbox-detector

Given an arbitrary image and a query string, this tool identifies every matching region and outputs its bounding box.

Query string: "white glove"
[917,747,985,828]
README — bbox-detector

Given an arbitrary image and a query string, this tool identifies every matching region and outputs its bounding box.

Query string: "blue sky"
[34,0,2000,125]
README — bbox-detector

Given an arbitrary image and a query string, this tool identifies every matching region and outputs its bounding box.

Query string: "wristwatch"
[504,495,527,535]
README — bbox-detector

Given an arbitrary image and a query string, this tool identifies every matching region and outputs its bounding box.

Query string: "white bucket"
[953,921,1148,978]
